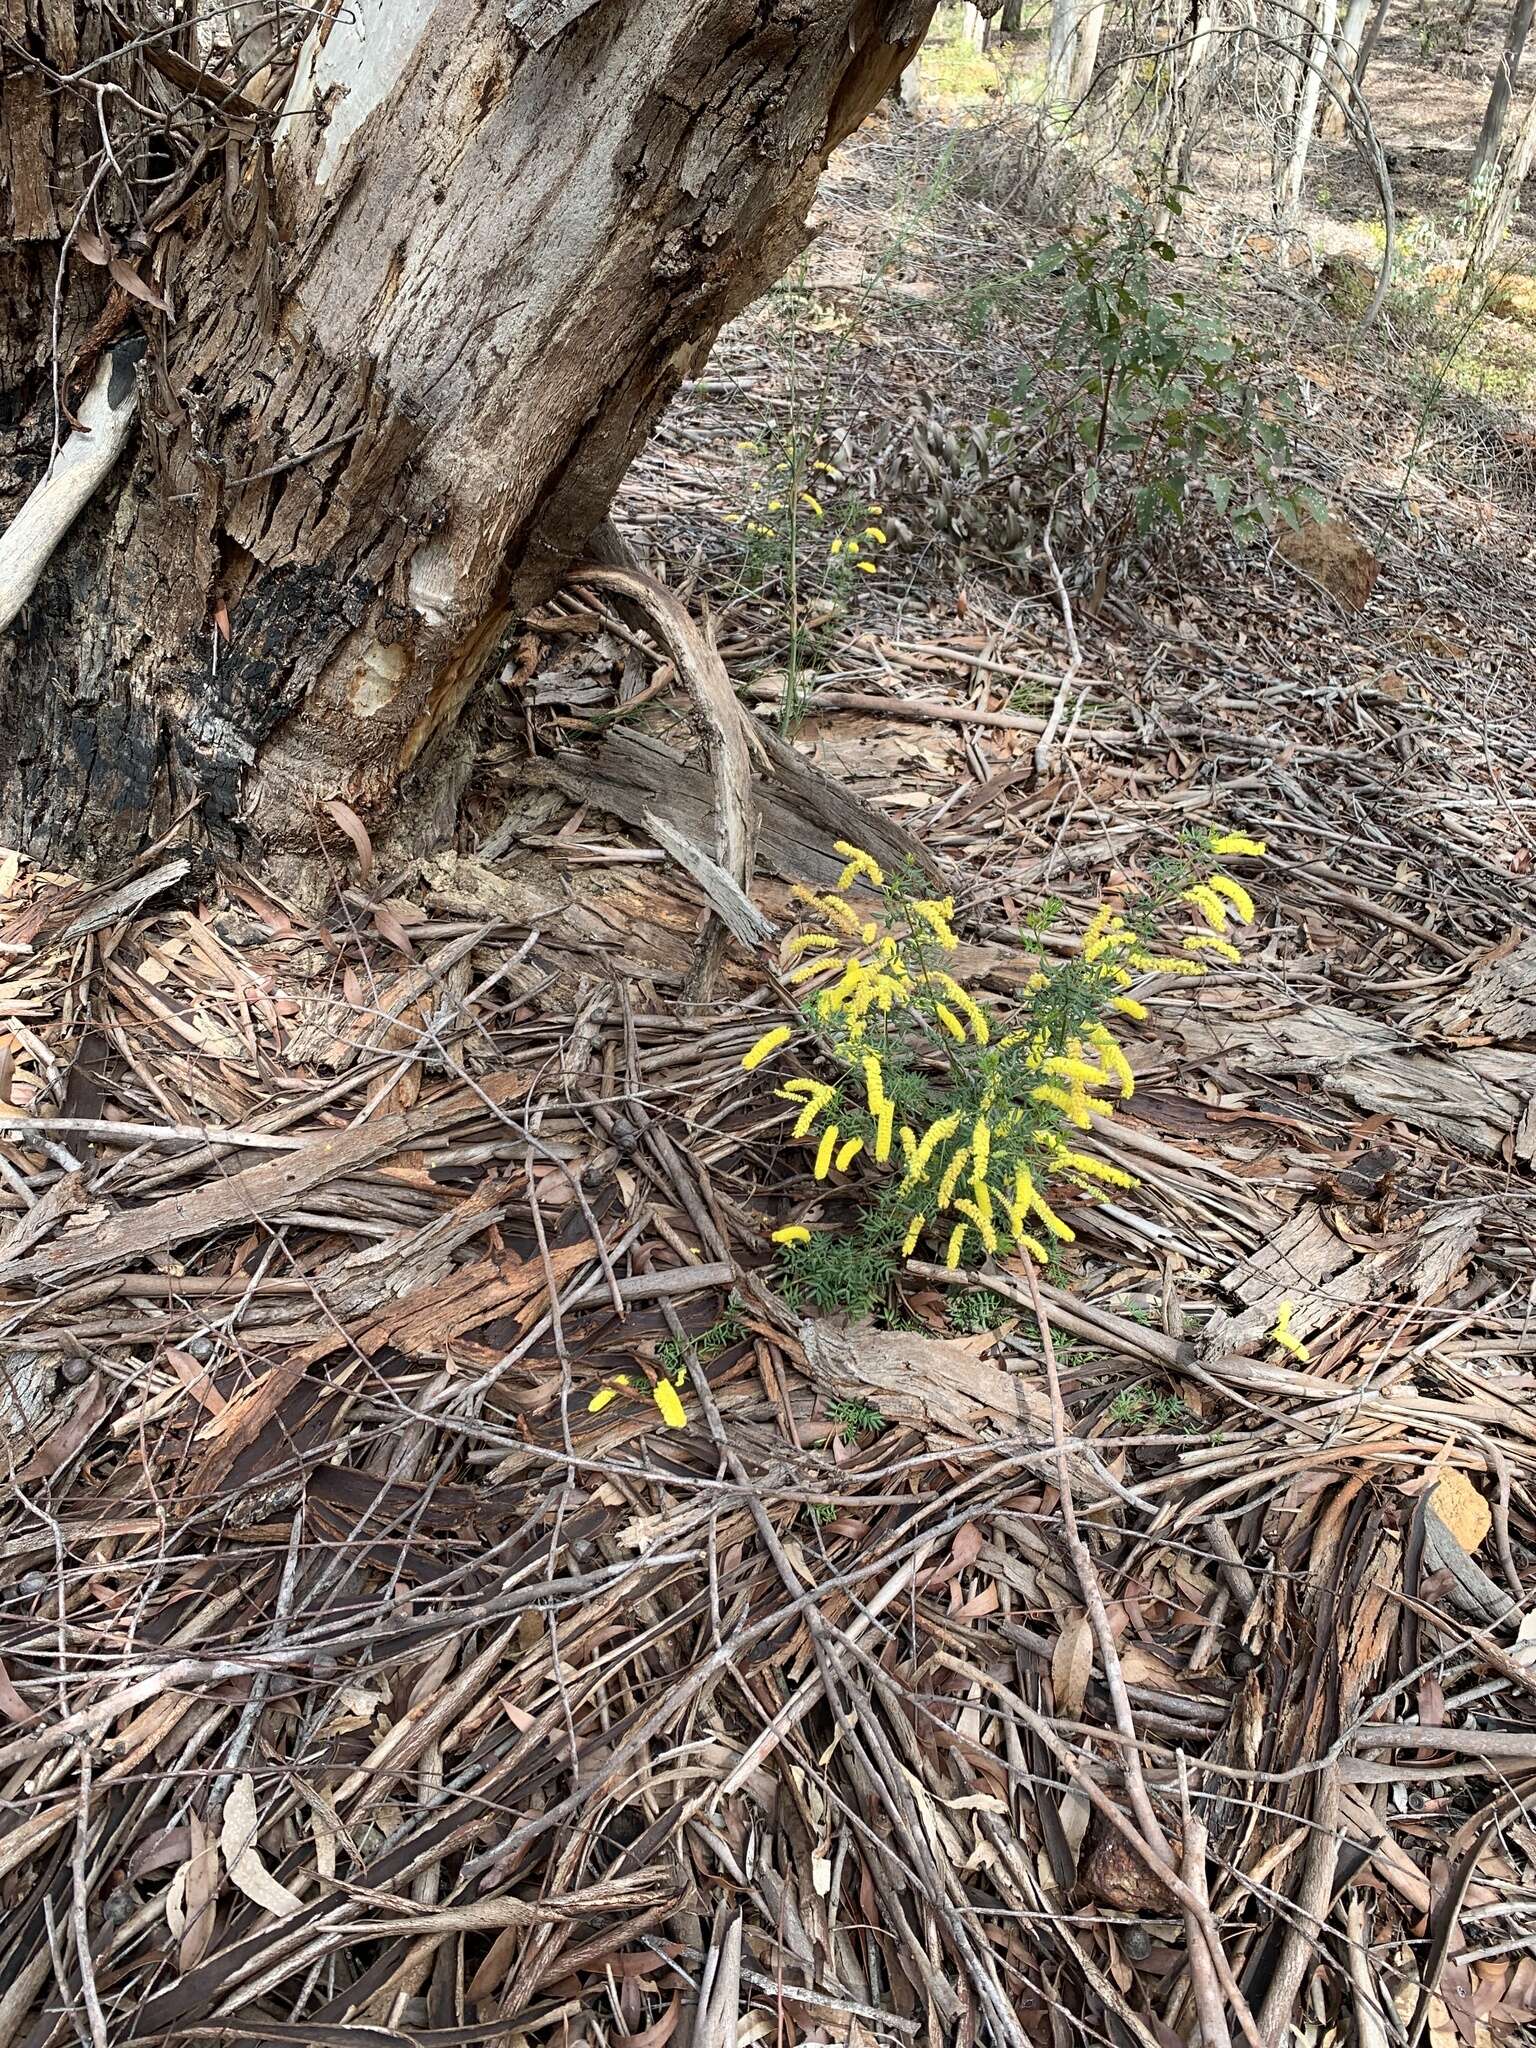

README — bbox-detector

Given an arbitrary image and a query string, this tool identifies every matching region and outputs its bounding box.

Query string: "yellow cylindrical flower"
[935,1003,968,1043]
[835,1135,864,1172]
[653,1380,687,1428]
[772,1224,811,1245]
[1209,873,1256,923]
[971,1117,991,1182]
[901,1212,926,1255]
[944,1222,968,1271]
[742,1026,792,1070]
[1209,832,1267,857]
[814,1125,839,1180]
[936,1145,971,1209]
[874,1100,894,1163]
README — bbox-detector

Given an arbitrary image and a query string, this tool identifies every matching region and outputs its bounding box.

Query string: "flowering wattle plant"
[742,832,1268,1311]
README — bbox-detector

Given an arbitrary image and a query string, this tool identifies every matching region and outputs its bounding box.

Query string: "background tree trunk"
[1318,0,1373,137]
[1472,0,1536,189]
[1048,0,1080,94]
[0,0,934,887]
[1280,0,1338,216]
[1067,0,1108,97]
[1353,0,1392,92]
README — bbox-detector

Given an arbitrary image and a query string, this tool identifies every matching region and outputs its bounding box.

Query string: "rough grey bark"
[0,0,934,886]
[1473,0,1536,188]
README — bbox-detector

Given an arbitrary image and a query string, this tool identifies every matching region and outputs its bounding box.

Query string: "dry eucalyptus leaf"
[220,1774,301,1918]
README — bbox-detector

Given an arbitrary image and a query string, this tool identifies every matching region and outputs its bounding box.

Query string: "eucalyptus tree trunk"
[1473,0,1536,189]
[1067,0,1108,97]
[1048,0,1080,93]
[1353,0,1392,90]
[1280,0,1338,216]
[0,0,932,888]
[1319,0,1373,136]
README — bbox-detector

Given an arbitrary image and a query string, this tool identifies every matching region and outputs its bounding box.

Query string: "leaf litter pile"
[4,122,1536,2048]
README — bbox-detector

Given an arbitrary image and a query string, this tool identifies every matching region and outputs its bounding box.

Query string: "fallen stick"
[0,340,142,634]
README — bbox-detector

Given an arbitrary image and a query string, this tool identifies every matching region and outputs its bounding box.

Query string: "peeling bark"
[0,0,934,883]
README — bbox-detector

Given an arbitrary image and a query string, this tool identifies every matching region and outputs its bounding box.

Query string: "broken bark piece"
[1174,1003,1536,1161]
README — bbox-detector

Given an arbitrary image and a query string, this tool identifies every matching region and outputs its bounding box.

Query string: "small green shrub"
[745,830,1272,1323]
[948,1287,1012,1334]
[893,198,1322,580]
[826,1395,889,1443]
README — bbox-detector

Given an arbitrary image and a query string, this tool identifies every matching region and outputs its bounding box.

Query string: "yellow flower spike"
[954,1197,998,1254]
[944,1222,968,1272]
[1210,832,1267,858]
[936,1146,972,1209]
[785,932,839,961]
[911,898,959,949]
[801,493,825,517]
[1209,873,1256,923]
[835,1135,864,1172]
[874,1100,894,1163]
[1127,950,1208,977]
[867,503,883,513]
[1043,1055,1110,1089]
[857,561,878,573]
[1183,933,1242,964]
[899,1126,919,1173]
[901,1212,926,1256]
[1182,884,1230,931]
[859,920,878,944]
[1018,1234,1050,1266]
[1271,1300,1311,1361]
[1110,994,1149,1022]
[817,893,866,937]
[832,841,884,889]
[818,963,863,1015]
[1030,1083,1077,1118]
[934,975,990,1046]
[1082,904,1115,949]
[767,498,783,512]
[786,957,841,986]
[1030,1192,1076,1243]
[934,1003,968,1044]
[1088,1024,1135,1101]
[829,537,843,556]
[906,1111,962,1186]
[971,1118,992,1182]
[814,1126,840,1180]
[1059,1150,1137,1189]
[772,1225,812,1246]
[742,1026,792,1071]
[864,526,887,544]
[789,1085,835,1138]
[588,1386,619,1414]
[861,1053,887,1116]
[653,1380,687,1429]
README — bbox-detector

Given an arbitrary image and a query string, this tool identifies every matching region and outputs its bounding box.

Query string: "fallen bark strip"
[0,1073,529,1289]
